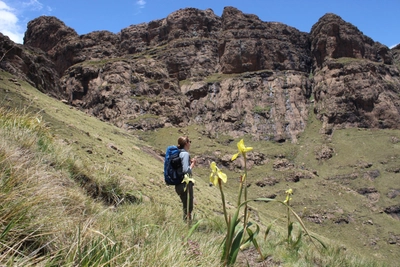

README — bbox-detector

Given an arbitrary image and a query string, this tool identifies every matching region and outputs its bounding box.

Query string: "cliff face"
[1,7,399,141]
[310,14,399,133]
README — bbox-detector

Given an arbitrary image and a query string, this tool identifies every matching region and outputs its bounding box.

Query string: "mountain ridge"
[0,6,399,143]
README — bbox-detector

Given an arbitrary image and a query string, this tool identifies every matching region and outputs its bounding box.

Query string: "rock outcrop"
[1,7,399,142]
[0,32,61,96]
[310,13,400,132]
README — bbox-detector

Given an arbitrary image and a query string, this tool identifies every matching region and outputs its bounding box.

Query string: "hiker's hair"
[177,136,190,149]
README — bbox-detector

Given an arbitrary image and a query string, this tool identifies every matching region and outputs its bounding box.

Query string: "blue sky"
[0,0,399,48]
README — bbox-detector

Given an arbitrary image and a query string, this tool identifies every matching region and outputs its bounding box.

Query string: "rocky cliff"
[1,7,399,142]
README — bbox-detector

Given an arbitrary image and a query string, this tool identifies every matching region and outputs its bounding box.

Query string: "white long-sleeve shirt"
[179,149,192,176]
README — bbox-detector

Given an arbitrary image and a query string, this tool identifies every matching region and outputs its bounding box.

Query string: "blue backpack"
[164,146,184,185]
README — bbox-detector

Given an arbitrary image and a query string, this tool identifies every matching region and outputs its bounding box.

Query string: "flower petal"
[243,146,253,152]
[182,174,189,184]
[285,188,293,195]
[217,170,227,183]
[212,177,219,186]
[210,172,218,186]
[182,174,195,184]
[237,139,245,152]
[210,161,217,172]
[209,162,218,186]
[231,152,239,161]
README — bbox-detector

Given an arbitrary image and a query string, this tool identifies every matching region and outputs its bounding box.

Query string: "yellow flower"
[231,139,253,161]
[284,188,293,203]
[182,174,195,191]
[209,162,227,186]
[285,189,293,195]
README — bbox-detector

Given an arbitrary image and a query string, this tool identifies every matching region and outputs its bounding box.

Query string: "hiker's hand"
[191,158,196,168]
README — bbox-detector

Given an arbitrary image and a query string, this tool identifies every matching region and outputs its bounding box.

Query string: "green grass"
[252,105,271,114]
[1,70,399,266]
[204,73,241,83]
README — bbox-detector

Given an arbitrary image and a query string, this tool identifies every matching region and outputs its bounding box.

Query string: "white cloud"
[136,0,146,9]
[21,0,43,11]
[134,0,146,15]
[0,0,51,44]
[0,1,24,43]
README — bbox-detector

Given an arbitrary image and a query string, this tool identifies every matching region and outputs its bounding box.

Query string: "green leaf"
[246,224,264,261]
[264,220,275,241]
[288,222,293,241]
[185,219,202,242]
[309,234,327,249]
[229,226,244,265]
[293,226,303,248]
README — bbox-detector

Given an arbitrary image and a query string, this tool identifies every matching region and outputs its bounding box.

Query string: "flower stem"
[186,183,190,226]
[243,156,249,234]
[286,199,291,243]
[219,179,228,225]
[236,176,244,207]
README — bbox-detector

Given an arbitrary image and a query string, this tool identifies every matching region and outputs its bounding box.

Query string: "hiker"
[175,136,196,221]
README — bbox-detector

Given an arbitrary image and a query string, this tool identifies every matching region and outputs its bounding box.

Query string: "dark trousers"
[175,181,194,221]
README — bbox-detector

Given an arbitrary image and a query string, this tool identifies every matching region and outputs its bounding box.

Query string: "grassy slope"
[1,69,399,266]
